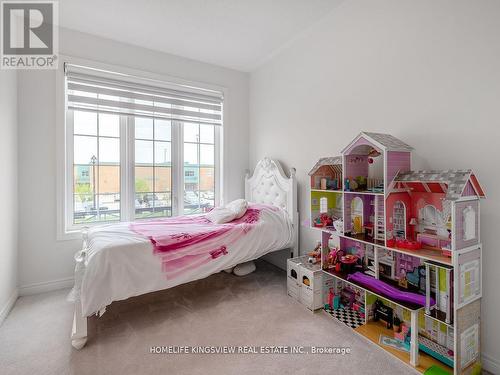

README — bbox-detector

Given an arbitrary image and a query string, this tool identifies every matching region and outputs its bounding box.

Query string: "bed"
[69,157,298,349]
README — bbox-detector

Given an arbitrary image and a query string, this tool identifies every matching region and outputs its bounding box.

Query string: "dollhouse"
[309,132,485,375]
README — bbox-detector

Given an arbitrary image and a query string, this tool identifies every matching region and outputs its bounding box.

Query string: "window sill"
[57,228,83,242]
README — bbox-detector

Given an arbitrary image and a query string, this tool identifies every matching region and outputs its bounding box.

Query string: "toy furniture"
[313,213,333,228]
[417,233,451,251]
[367,247,396,280]
[373,300,394,329]
[363,223,374,238]
[309,132,485,374]
[394,323,410,342]
[323,276,366,329]
[340,254,359,273]
[307,241,322,264]
[326,288,335,309]
[340,286,357,308]
[287,257,302,300]
[405,266,426,291]
[419,335,454,368]
[425,261,454,324]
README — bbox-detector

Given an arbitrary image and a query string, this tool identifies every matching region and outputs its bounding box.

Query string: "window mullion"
[66,110,75,231]
[126,116,136,221]
[120,115,130,221]
[214,125,222,207]
[172,122,184,216]
[197,129,201,212]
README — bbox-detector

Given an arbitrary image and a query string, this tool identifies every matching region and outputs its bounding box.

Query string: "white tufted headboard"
[245,157,298,258]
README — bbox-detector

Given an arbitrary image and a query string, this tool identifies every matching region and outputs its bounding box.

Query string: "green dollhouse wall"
[311,191,343,221]
[311,191,341,211]
[438,268,447,293]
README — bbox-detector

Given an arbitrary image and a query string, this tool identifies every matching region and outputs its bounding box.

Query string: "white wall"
[17,28,249,293]
[0,70,18,322]
[249,0,500,371]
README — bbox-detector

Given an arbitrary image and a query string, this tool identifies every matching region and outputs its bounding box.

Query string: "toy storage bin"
[298,261,323,311]
[287,256,324,311]
[287,257,303,301]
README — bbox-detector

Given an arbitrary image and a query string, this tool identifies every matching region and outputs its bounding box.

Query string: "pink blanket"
[130,204,273,279]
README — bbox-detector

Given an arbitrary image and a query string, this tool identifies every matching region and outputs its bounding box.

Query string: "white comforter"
[79,207,293,317]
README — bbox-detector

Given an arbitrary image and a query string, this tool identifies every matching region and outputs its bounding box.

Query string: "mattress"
[79,204,293,316]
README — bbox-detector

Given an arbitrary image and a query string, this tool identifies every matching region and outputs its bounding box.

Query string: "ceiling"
[59,0,344,72]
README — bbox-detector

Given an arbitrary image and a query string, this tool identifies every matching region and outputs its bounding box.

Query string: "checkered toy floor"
[324,306,365,329]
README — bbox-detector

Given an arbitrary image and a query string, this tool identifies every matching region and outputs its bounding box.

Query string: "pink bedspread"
[130,204,273,279]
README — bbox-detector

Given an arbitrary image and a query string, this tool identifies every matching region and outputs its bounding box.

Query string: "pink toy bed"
[69,158,298,349]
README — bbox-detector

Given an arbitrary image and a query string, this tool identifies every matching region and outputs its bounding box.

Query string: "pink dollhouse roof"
[308,156,342,176]
[341,132,413,154]
[392,170,486,200]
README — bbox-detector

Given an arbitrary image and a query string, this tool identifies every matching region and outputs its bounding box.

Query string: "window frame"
[56,56,226,240]
[132,116,175,221]
[462,205,476,241]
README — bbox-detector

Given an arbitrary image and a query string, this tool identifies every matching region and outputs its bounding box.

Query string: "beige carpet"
[0,260,418,375]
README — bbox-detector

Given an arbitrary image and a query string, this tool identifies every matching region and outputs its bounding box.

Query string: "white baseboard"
[483,353,500,374]
[0,288,19,326]
[19,277,74,296]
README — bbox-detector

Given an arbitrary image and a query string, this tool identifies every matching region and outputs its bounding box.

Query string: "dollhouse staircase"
[374,195,385,242]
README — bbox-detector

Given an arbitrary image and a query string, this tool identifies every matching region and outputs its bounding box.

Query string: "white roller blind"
[65,63,223,125]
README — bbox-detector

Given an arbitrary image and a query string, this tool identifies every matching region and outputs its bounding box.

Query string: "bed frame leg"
[71,232,89,350]
[71,300,87,349]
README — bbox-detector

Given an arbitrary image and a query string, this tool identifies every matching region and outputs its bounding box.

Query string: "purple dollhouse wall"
[386,151,411,188]
[454,199,480,249]
[462,181,477,197]
[395,252,422,279]
[364,195,374,222]
[343,193,374,233]
[341,237,365,257]
[345,155,369,182]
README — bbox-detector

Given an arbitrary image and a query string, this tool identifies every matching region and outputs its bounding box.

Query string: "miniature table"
[363,223,374,238]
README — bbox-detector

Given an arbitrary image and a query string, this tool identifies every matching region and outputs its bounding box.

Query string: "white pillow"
[226,199,248,219]
[206,199,248,224]
[206,207,237,224]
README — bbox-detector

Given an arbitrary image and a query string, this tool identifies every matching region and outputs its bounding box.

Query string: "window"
[63,64,223,231]
[422,205,438,226]
[72,110,122,224]
[463,206,476,241]
[134,117,172,219]
[319,197,328,214]
[183,123,216,214]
